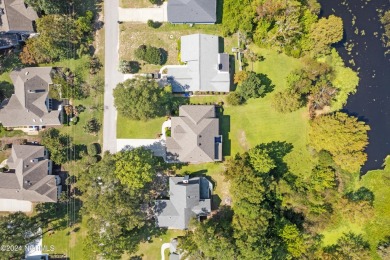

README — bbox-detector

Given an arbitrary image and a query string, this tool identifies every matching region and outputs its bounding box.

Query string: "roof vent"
[30,158,38,163]
[183,175,189,184]
[25,71,29,76]
[32,119,36,122]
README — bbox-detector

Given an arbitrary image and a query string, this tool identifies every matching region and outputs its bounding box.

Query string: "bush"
[71,116,79,125]
[345,187,375,206]
[271,90,303,113]
[134,45,166,65]
[147,19,161,29]
[119,60,140,73]
[227,92,244,106]
[83,118,101,135]
[87,143,100,156]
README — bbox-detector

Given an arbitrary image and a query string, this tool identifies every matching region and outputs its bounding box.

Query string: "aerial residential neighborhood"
[0,0,389,259]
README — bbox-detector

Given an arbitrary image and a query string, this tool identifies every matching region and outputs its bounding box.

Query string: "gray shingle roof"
[0,145,58,203]
[167,34,230,92]
[166,105,222,163]
[167,0,216,24]
[0,67,61,128]
[155,176,212,229]
[0,0,38,33]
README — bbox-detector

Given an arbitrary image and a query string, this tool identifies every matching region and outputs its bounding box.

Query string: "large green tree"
[178,207,237,260]
[20,13,93,64]
[239,72,273,100]
[309,112,370,173]
[113,77,173,120]
[79,153,150,258]
[310,15,343,53]
[40,128,72,164]
[0,212,42,259]
[114,148,160,191]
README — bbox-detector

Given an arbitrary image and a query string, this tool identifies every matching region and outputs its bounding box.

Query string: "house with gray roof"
[0,0,38,33]
[0,67,62,133]
[167,0,217,24]
[155,175,212,229]
[0,144,61,203]
[166,105,222,163]
[164,34,230,93]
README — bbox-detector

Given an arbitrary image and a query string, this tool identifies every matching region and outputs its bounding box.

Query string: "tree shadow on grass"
[159,48,168,65]
[253,141,293,181]
[258,73,275,98]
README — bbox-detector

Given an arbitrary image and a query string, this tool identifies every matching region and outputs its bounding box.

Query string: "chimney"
[183,175,189,184]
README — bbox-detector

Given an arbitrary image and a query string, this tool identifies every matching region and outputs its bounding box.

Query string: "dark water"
[319,0,390,172]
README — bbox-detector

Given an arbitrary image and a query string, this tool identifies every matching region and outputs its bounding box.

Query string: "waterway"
[319,0,390,172]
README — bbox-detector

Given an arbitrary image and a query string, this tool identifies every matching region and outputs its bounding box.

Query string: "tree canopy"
[40,128,72,164]
[20,12,93,64]
[114,148,160,191]
[309,112,370,173]
[114,77,175,120]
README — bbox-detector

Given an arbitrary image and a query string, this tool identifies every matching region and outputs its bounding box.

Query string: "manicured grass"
[222,47,316,177]
[119,23,235,73]
[129,230,185,260]
[42,217,88,258]
[120,0,155,8]
[117,114,166,139]
[59,97,103,145]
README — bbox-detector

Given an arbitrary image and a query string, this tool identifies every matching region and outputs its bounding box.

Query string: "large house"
[0,0,38,34]
[167,0,217,24]
[0,67,62,133]
[166,105,223,163]
[155,176,212,230]
[165,34,230,93]
[0,145,61,204]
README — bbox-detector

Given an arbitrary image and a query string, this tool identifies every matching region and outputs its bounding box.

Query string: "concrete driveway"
[0,199,32,212]
[117,139,166,158]
[118,2,168,22]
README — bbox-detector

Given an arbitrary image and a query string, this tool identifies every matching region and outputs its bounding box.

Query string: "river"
[319,0,390,172]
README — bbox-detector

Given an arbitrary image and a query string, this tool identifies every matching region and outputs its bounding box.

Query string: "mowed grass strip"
[120,0,154,8]
[117,113,165,139]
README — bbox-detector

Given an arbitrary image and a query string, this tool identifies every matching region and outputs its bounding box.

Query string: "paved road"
[103,0,124,153]
[118,2,168,22]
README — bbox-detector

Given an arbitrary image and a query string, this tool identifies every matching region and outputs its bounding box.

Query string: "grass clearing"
[120,0,154,8]
[128,230,185,260]
[42,217,88,258]
[119,23,235,73]
[117,114,165,139]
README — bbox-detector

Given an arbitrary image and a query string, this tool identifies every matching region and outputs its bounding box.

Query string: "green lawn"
[127,230,185,260]
[120,0,155,8]
[222,47,316,177]
[42,217,88,258]
[117,114,166,139]
[320,157,390,259]
[59,97,103,145]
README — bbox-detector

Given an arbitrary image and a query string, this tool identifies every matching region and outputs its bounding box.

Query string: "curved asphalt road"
[103,1,124,153]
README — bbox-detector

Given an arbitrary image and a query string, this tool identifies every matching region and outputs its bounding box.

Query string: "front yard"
[120,0,155,8]
[119,23,236,73]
